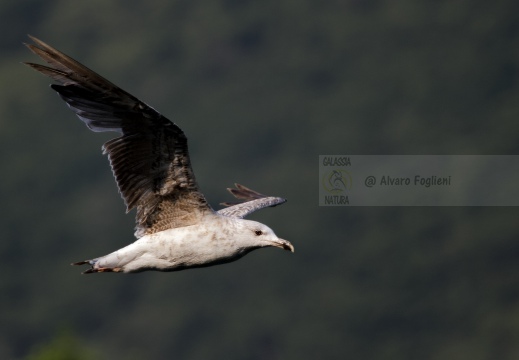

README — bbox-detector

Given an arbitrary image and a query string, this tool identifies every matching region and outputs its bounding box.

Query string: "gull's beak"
[273,239,294,253]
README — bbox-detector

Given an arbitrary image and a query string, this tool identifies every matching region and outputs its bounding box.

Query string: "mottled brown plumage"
[24,35,212,238]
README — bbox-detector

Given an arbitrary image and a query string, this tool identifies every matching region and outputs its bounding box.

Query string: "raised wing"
[218,183,286,218]
[24,36,213,238]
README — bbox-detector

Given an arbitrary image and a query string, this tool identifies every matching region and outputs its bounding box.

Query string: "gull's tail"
[71,259,122,274]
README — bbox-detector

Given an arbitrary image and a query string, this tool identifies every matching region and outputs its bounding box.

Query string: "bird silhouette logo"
[322,169,352,194]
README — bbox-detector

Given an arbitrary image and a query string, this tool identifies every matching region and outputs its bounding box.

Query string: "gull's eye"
[254,230,263,236]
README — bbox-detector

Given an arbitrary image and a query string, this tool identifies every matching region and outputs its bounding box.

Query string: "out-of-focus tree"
[26,330,92,360]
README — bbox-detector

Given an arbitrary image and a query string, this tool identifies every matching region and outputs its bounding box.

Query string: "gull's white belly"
[95,223,246,272]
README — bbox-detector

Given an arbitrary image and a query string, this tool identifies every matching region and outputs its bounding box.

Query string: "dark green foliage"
[25,330,91,360]
[1,0,519,359]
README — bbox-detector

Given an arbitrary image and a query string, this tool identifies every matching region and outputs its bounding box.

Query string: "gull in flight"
[24,36,293,274]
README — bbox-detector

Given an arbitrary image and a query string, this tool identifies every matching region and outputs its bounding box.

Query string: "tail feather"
[71,259,122,274]
[71,259,97,274]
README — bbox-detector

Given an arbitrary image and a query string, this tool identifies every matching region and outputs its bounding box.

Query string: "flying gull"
[24,36,293,274]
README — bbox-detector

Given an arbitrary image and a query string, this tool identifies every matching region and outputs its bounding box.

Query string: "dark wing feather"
[24,36,213,238]
[218,184,286,218]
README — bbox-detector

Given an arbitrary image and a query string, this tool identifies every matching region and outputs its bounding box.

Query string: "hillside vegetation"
[1,1,519,359]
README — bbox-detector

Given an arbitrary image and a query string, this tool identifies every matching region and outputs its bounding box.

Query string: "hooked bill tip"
[278,239,294,253]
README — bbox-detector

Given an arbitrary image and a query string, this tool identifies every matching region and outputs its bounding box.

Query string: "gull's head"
[238,219,294,253]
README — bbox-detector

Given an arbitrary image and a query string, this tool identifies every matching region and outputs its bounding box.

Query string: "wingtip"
[24,34,42,49]
[22,61,39,69]
[26,34,45,47]
[220,201,237,207]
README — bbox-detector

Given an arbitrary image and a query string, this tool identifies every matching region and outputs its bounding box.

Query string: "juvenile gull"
[24,36,293,274]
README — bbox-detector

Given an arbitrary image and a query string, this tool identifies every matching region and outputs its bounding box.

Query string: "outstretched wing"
[217,183,286,218]
[25,35,213,238]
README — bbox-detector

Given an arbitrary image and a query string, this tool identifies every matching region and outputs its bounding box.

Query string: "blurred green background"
[1,0,519,359]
